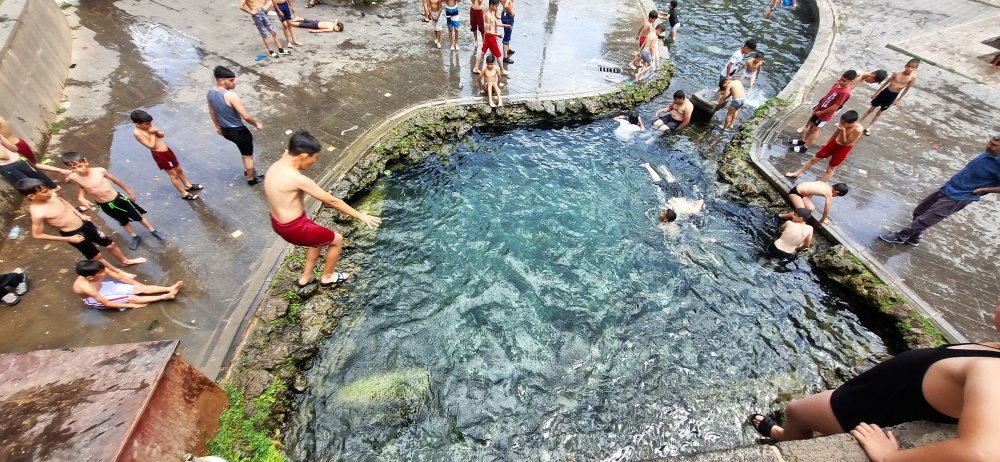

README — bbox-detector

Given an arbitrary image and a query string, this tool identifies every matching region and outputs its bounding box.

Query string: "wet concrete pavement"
[0,0,645,378]
[760,0,1000,340]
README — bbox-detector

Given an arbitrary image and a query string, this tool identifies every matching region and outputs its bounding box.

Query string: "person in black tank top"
[750,300,1000,461]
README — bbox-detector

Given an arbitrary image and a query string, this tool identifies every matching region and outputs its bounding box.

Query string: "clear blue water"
[286,1,884,461]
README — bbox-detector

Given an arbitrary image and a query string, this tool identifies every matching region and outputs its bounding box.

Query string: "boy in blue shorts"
[444,0,461,50]
[240,0,290,58]
[272,0,303,47]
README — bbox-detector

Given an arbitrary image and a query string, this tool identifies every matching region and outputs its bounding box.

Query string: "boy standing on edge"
[240,0,291,58]
[785,110,863,182]
[130,110,203,201]
[500,0,515,64]
[207,66,266,186]
[62,152,165,250]
[859,59,919,136]
[470,0,485,51]
[265,131,382,288]
[73,259,182,310]
[790,69,857,153]
[16,178,146,275]
[472,0,509,76]
[272,0,304,47]
[721,40,756,84]
[629,10,660,70]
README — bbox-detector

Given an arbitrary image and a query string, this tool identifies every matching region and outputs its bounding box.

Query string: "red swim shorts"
[270,212,336,248]
[470,8,485,33]
[151,148,180,170]
[15,139,36,164]
[639,35,647,48]
[482,34,502,59]
[814,140,854,167]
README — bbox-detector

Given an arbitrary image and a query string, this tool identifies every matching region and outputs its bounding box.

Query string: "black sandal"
[181,193,199,200]
[749,414,776,439]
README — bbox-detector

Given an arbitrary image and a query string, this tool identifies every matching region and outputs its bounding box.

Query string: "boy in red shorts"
[470,0,485,51]
[264,131,381,288]
[785,110,863,182]
[471,0,509,76]
[789,69,857,153]
[130,110,203,200]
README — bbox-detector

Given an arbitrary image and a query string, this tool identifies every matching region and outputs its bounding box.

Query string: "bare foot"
[293,41,304,46]
[123,257,147,266]
[489,101,497,108]
[795,126,806,134]
[628,62,637,70]
[784,172,800,178]
[170,281,185,292]
[497,100,503,107]
[163,291,177,300]
[472,68,481,74]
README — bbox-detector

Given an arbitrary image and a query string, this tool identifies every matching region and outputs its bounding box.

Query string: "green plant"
[56,107,67,115]
[209,383,287,462]
[47,122,61,135]
[60,2,72,9]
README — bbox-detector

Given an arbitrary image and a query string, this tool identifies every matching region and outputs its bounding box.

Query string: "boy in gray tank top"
[207,66,265,185]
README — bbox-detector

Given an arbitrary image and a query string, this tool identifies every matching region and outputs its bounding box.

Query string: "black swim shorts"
[221,125,255,156]
[60,220,115,259]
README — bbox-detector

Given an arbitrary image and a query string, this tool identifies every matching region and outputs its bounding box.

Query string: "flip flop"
[320,272,349,287]
[748,414,776,439]
[863,128,872,136]
[295,277,317,288]
[186,184,204,192]
[181,193,199,200]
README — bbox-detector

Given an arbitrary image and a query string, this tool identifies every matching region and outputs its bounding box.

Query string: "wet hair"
[288,130,322,155]
[486,54,496,64]
[743,39,757,51]
[673,90,686,99]
[842,69,858,80]
[61,151,85,165]
[648,9,659,19]
[489,0,499,6]
[130,110,153,124]
[75,259,106,277]
[832,183,849,196]
[336,20,344,32]
[719,77,729,90]
[872,69,888,83]
[670,0,678,8]
[213,66,236,79]
[627,112,640,125]
[906,58,920,67]
[840,110,859,123]
[793,208,811,219]
[752,52,764,60]
[660,209,677,222]
[14,178,45,196]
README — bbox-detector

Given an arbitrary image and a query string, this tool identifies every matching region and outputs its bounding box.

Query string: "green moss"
[209,383,287,462]
[55,107,67,115]
[335,367,430,406]
[47,122,61,135]
[60,2,72,9]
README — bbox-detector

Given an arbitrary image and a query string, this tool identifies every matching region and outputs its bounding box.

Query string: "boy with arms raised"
[130,110,203,200]
[265,131,382,288]
[73,259,182,310]
[62,151,164,250]
[15,178,145,275]
[785,110,864,182]
[859,59,919,136]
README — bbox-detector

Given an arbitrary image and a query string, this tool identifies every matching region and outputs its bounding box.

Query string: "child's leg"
[486,84,496,107]
[132,280,183,295]
[138,217,157,233]
[802,197,816,211]
[260,36,274,52]
[867,109,886,129]
[242,155,257,180]
[859,106,876,123]
[122,222,139,237]
[166,168,188,195]
[495,83,503,106]
[725,106,738,128]
[92,254,133,278]
[641,163,663,182]
[472,52,483,73]
[818,165,839,183]
[785,156,822,178]
[320,234,345,283]
[802,124,821,147]
[300,246,321,285]
[126,293,175,305]
[104,243,147,266]
[270,31,285,49]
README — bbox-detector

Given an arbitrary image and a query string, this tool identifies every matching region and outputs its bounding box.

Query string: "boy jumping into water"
[73,259,182,310]
[240,0,290,58]
[264,131,382,288]
[16,178,146,275]
[859,59,919,136]
[130,110,203,200]
[785,110,863,182]
[790,69,856,153]
[62,152,165,250]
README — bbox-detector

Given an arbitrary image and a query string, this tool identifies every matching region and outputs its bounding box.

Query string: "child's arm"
[896,77,916,104]
[676,104,693,130]
[76,185,94,209]
[820,193,833,223]
[239,0,254,15]
[133,128,158,149]
[103,169,137,201]
[871,75,891,99]
[799,228,813,250]
[104,266,140,285]
[297,175,382,229]
[30,211,84,243]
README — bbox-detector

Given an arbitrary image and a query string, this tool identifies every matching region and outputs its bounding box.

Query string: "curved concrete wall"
[0,0,71,230]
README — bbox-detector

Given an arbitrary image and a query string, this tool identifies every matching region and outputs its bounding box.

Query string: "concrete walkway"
[757,0,1000,341]
[0,0,646,378]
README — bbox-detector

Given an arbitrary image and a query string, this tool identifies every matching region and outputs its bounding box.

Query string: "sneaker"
[879,232,907,244]
[269,51,280,58]
[905,236,921,246]
[506,49,515,56]
[151,230,166,240]
[13,268,27,296]
[789,139,805,146]
[434,39,441,48]
[1,293,19,306]
[277,48,291,56]
[791,146,809,153]
[128,235,142,251]
[247,174,265,186]
[503,57,514,64]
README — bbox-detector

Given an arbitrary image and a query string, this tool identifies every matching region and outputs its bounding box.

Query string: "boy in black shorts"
[16,178,145,276]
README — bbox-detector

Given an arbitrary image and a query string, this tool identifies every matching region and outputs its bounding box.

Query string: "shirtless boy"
[15,178,145,274]
[73,259,182,310]
[288,17,344,32]
[472,0,509,75]
[634,26,660,81]
[240,0,290,58]
[272,0,303,47]
[0,143,68,191]
[859,59,919,136]
[782,181,849,224]
[790,69,857,153]
[653,90,693,133]
[470,0,485,50]
[444,0,461,50]
[785,110,863,182]
[736,52,764,88]
[716,76,747,129]
[479,55,503,107]
[264,131,382,288]
[629,10,660,71]
[642,163,704,223]
[768,208,813,260]
[130,110,203,200]
[427,0,444,48]
[62,152,164,250]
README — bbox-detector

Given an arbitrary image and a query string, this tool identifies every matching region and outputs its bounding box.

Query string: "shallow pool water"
[285,1,883,460]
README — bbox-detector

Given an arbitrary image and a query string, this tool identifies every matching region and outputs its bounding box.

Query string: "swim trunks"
[275,1,293,21]
[814,140,854,167]
[829,344,1000,431]
[151,148,180,171]
[221,126,255,156]
[98,193,147,226]
[658,115,681,129]
[870,87,900,111]
[788,185,800,197]
[445,5,460,28]
[82,280,136,308]
[730,99,745,109]
[670,22,681,33]
[15,138,36,164]
[807,114,827,128]
[501,11,514,44]
[60,220,115,259]
[482,34,502,59]
[0,158,57,190]
[639,35,647,48]
[270,212,336,247]
[251,8,276,38]
[766,241,796,260]
[470,8,485,34]
[641,50,652,64]
[430,10,442,32]
[654,180,684,198]
[298,19,321,29]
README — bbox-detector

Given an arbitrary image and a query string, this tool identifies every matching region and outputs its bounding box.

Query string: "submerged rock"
[334,367,431,425]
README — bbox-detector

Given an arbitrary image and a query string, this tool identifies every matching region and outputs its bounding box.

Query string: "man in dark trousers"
[880,134,1000,246]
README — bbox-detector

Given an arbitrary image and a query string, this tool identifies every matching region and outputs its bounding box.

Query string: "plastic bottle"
[7,225,20,240]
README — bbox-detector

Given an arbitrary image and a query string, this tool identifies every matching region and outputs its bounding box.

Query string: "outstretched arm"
[298,176,382,228]
[820,193,833,223]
